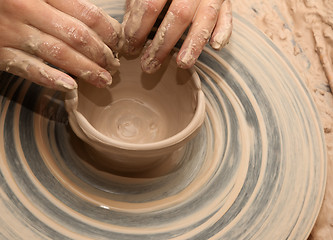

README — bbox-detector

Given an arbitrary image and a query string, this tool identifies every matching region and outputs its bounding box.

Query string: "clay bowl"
[65,53,205,173]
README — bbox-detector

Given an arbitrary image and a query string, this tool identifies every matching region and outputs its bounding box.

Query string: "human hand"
[0,0,122,91]
[121,0,232,73]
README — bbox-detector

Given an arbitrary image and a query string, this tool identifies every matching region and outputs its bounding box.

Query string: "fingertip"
[96,71,113,88]
[211,0,233,51]
[177,49,196,69]
[141,52,161,73]
[210,31,231,51]
[54,76,78,91]
[80,70,112,88]
[106,57,120,71]
[141,57,161,74]
[210,38,223,51]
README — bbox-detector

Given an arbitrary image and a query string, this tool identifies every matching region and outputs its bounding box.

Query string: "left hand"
[0,0,122,91]
[121,0,232,73]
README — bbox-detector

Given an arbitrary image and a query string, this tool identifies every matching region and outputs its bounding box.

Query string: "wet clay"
[65,52,205,173]
[0,6,326,238]
[76,58,196,143]
[232,0,333,238]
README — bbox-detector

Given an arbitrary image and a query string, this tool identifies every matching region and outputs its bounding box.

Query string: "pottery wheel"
[0,2,326,239]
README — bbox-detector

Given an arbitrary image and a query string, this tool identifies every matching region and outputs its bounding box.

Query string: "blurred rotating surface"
[0,2,326,239]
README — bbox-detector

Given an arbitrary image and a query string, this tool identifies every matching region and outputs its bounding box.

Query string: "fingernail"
[177,50,196,69]
[103,46,120,69]
[109,55,120,68]
[141,55,161,74]
[55,77,77,91]
[106,58,120,74]
[210,40,222,50]
[96,71,112,87]
[79,71,111,87]
[211,33,229,50]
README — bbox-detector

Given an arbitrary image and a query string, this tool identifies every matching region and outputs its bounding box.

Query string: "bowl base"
[79,140,187,178]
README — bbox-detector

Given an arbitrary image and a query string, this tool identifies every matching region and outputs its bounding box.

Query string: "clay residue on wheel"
[233,0,333,238]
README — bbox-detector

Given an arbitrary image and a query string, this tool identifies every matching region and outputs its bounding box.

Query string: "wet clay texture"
[232,0,333,238]
[65,52,205,173]
[0,0,328,239]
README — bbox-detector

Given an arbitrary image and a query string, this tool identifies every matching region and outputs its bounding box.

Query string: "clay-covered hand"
[121,0,232,73]
[0,0,122,91]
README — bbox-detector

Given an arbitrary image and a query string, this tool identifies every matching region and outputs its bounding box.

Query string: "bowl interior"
[76,53,201,145]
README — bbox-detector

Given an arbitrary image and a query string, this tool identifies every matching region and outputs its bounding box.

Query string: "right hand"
[121,0,232,73]
[0,0,122,91]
